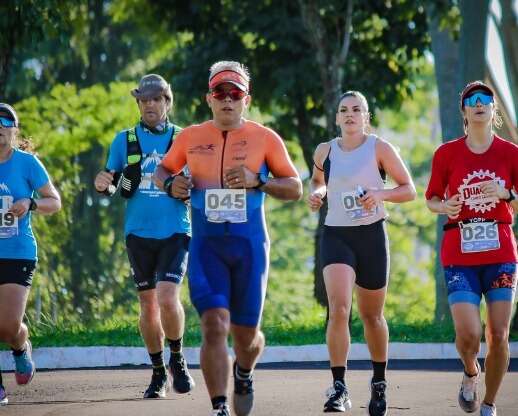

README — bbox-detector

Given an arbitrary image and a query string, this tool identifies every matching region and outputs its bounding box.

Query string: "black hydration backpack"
[120,125,176,198]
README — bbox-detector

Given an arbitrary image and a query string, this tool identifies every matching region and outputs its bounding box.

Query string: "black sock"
[483,401,494,407]
[211,395,227,409]
[149,351,165,373]
[234,362,252,380]
[0,370,3,386]
[331,366,346,384]
[372,361,387,382]
[12,347,26,357]
[167,337,183,353]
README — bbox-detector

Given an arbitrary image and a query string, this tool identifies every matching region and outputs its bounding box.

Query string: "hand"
[358,189,382,211]
[307,191,324,212]
[479,180,508,200]
[94,171,114,192]
[442,194,463,219]
[9,198,30,218]
[170,175,193,199]
[224,165,258,189]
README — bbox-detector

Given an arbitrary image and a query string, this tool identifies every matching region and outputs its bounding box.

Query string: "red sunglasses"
[211,87,247,101]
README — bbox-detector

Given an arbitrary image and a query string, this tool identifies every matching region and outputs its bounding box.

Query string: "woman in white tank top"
[307,91,416,415]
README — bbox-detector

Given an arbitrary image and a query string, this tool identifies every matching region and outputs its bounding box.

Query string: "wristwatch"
[505,189,516,203]
[255,172,269,189]
[29,197,38,211]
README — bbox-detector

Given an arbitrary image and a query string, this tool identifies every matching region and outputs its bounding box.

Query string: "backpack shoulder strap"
[126,127,142,165]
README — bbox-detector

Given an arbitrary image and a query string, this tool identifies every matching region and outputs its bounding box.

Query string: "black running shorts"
[0,258,36,287]
[125,233,190,291]
[320,219,389,290]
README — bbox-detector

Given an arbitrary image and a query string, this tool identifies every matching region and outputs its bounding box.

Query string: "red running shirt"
[426,135,518,266]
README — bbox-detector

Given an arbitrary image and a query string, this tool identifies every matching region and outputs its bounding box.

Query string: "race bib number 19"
[460,222,500,253]
[0,209,18,238]
[341,191,377,221]
[205,189,247,223]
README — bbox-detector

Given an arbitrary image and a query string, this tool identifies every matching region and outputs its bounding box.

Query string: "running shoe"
[13,340,35,385]
[0,384,7,406]
[169,352,195,393]
[323,380,352,412]
[480,403,497,416]
[233,362,254,416]
[143,369,170,399]
[368,379,387,416]
[211,403,231,416]
[458,360,481,413]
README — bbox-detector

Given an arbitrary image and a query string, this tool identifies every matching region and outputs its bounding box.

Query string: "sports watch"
[29,197,38,211]
[505,189,516,203]
[255,172,269,189]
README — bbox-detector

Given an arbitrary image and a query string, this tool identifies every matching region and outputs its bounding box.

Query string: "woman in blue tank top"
[0,103,61,406]
[307,91,416,415]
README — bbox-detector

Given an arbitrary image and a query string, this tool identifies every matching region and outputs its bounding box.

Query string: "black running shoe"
[368,379,387,416]
[212,403,231,416]
[233,362,254,416]
[324,380,352,412]
[143,369,170,399]
[169,352,195,393]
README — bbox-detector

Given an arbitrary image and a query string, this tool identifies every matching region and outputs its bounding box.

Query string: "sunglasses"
[211,88,247,101]
[463,92,493,108]
[0,116,16,128]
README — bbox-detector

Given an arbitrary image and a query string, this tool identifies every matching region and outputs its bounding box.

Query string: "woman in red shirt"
[426,81,518,416]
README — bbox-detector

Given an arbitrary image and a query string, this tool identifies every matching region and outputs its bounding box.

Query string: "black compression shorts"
[320,219,389,290]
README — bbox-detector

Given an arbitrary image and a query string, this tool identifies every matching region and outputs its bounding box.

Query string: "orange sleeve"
[264,129,299,178]
[162,128,188,174]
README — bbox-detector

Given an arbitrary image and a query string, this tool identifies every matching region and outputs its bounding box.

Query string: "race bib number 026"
[460,222,500,253]
[0,209,18,238]
[205,189,247,223]
[341,191,377,221]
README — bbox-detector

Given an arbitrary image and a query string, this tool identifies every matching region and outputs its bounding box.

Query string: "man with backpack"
[94,74,194,399]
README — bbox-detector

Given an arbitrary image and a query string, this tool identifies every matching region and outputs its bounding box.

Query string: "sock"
[149,351,166,374]
[211,395,227,409]
[235,362,252,380]
[167,337,183,353]
[331,366,346,384]
[372,361,387,383]
[12,347,26,357]
[483,401,495,407]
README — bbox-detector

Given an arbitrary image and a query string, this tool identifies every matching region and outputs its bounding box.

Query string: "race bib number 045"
[205,189,247,223]
[0,209,18,238]
[341,191,377,221]
[460,222,500,253]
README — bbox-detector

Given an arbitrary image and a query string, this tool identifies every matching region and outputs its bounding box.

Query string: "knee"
[486,328,509,349]
[139,294,160,320]
[203,313,230,343]
[0,321,21,344]
[234,328,263,350]
[328,304,350,324]
[456,329,481,351]
[157,292,182,314]
[359,311,385,329]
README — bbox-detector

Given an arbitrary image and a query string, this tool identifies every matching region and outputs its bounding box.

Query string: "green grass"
[20,314,517,349]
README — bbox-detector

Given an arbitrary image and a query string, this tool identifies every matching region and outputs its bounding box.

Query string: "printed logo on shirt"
[458,169,505,213]
[188,144,216,155]
[231,139,248,148]
[139,149,165,197]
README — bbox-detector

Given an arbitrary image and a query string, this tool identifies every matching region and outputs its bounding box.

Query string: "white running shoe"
[458,360,481,413]
[479,403,497,416]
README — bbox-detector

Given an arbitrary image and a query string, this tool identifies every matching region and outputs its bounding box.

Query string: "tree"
[426,0,490,321]
[114,0,431,305]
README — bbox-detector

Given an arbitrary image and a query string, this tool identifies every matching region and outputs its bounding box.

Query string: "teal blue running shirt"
[106,123,190,238]
[0,149,50,260]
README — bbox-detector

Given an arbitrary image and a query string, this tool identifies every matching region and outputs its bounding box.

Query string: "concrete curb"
[1,342,517,370]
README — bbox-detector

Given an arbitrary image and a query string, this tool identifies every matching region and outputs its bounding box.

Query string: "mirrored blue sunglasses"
[0,117,16,128]
[463,92,493,108]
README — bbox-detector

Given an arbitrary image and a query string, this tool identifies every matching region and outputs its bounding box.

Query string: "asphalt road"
[2,363,517,415]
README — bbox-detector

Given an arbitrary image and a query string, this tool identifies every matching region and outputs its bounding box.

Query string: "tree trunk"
[496,0,518,118]
[427,2,489,322]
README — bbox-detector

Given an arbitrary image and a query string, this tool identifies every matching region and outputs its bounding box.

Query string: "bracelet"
[163,176,175,198]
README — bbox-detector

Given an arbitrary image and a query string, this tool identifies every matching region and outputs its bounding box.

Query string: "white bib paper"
[0,209,18,238]
[460,221,500,253]
[205,189,247,223]
[341,191,377,221]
